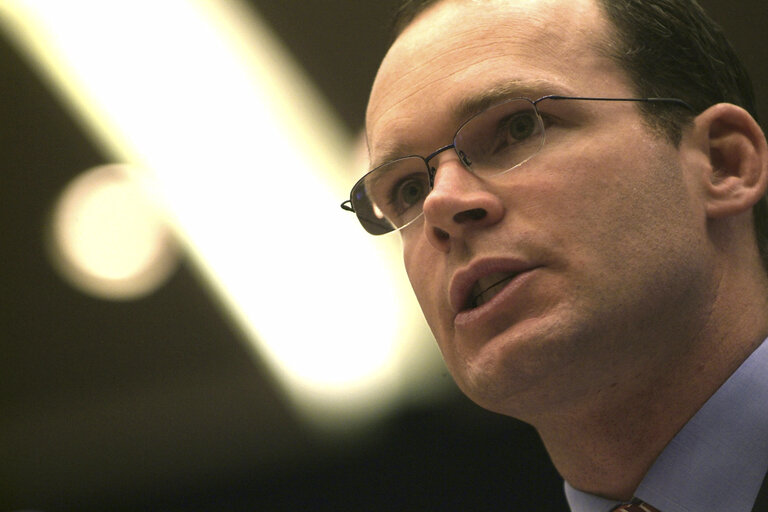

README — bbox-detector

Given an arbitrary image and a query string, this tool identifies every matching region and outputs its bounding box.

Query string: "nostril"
[433,227,450,240]
[453,208,487,223]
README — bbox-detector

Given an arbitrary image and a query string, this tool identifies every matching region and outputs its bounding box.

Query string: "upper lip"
[449,257,536,314]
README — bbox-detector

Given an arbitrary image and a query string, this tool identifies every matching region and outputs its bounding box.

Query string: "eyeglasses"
[341,95,694,235]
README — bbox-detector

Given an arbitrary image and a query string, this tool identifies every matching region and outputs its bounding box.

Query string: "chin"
[446,312,589,418]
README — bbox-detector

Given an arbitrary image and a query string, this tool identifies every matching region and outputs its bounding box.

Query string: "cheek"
[506,146,696,300]
[402,235,431,301]
[565,152,701,289]
[538,137,687,230]
[402,235,452,335]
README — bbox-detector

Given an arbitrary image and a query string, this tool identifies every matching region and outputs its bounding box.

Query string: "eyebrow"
[367,79,574,168]
[452,79,572,122]
[368,140,413,171]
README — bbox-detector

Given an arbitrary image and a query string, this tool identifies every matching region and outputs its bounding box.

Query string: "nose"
[421,153,505,251]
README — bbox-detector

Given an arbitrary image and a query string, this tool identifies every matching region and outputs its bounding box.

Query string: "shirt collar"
[565,481,621,512]
[565,337,768,512]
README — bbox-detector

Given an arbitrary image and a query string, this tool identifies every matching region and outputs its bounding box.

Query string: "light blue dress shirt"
[565,337,768,512]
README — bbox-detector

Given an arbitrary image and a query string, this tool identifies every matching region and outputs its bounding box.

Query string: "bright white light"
[49,164,178,300]
[1,0,441,428]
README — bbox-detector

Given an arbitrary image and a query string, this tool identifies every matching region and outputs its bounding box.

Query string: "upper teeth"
[469,272,516,308]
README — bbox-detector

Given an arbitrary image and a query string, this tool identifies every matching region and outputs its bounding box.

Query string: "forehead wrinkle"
[367,31,501,129]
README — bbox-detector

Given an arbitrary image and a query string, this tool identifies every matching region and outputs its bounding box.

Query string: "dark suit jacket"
[753,471,768,512]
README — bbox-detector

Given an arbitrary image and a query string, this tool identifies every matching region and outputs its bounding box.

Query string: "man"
[341,0,768,510]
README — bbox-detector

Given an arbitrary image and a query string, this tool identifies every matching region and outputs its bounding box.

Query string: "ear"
[691,103,768,219]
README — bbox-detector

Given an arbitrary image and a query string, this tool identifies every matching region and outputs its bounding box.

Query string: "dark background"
[2,1,766,511]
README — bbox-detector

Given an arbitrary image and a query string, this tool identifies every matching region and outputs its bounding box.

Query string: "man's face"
[366,0,715,419]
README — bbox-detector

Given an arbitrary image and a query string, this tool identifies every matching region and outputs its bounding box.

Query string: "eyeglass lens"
[351,98,545,235]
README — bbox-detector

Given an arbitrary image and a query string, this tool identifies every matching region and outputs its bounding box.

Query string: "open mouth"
[465,272,518,310]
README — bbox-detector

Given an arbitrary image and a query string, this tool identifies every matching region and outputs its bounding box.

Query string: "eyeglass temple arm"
[542,95,695,112]
[340,200,355,212]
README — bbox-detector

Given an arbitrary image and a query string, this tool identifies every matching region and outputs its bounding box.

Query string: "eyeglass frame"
[341,94,696,234]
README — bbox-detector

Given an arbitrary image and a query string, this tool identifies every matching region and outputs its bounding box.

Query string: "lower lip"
[454,268,540,329]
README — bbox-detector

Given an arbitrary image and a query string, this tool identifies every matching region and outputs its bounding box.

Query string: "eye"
[504,111,537,141]
[452,99,546,174]
[393,176,428,210]
[485,110,542,157]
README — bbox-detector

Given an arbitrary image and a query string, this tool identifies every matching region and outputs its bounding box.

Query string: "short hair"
[388,0,768,271]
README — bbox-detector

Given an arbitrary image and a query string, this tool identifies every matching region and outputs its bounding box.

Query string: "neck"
[535,265,768,500]
[536,376,708,500]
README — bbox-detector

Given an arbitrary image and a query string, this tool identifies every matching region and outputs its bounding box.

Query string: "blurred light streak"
[0,0,440,429]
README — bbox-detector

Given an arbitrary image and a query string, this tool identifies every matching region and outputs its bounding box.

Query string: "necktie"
[611,500,660,512]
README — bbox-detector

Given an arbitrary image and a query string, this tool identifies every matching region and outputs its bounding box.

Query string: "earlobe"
[694,103,768,219]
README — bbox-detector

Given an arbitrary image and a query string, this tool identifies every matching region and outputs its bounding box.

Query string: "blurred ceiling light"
[0,0,441,429]
[48,164,179,300]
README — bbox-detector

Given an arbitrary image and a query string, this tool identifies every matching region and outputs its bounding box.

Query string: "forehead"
[366,0,627,162]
